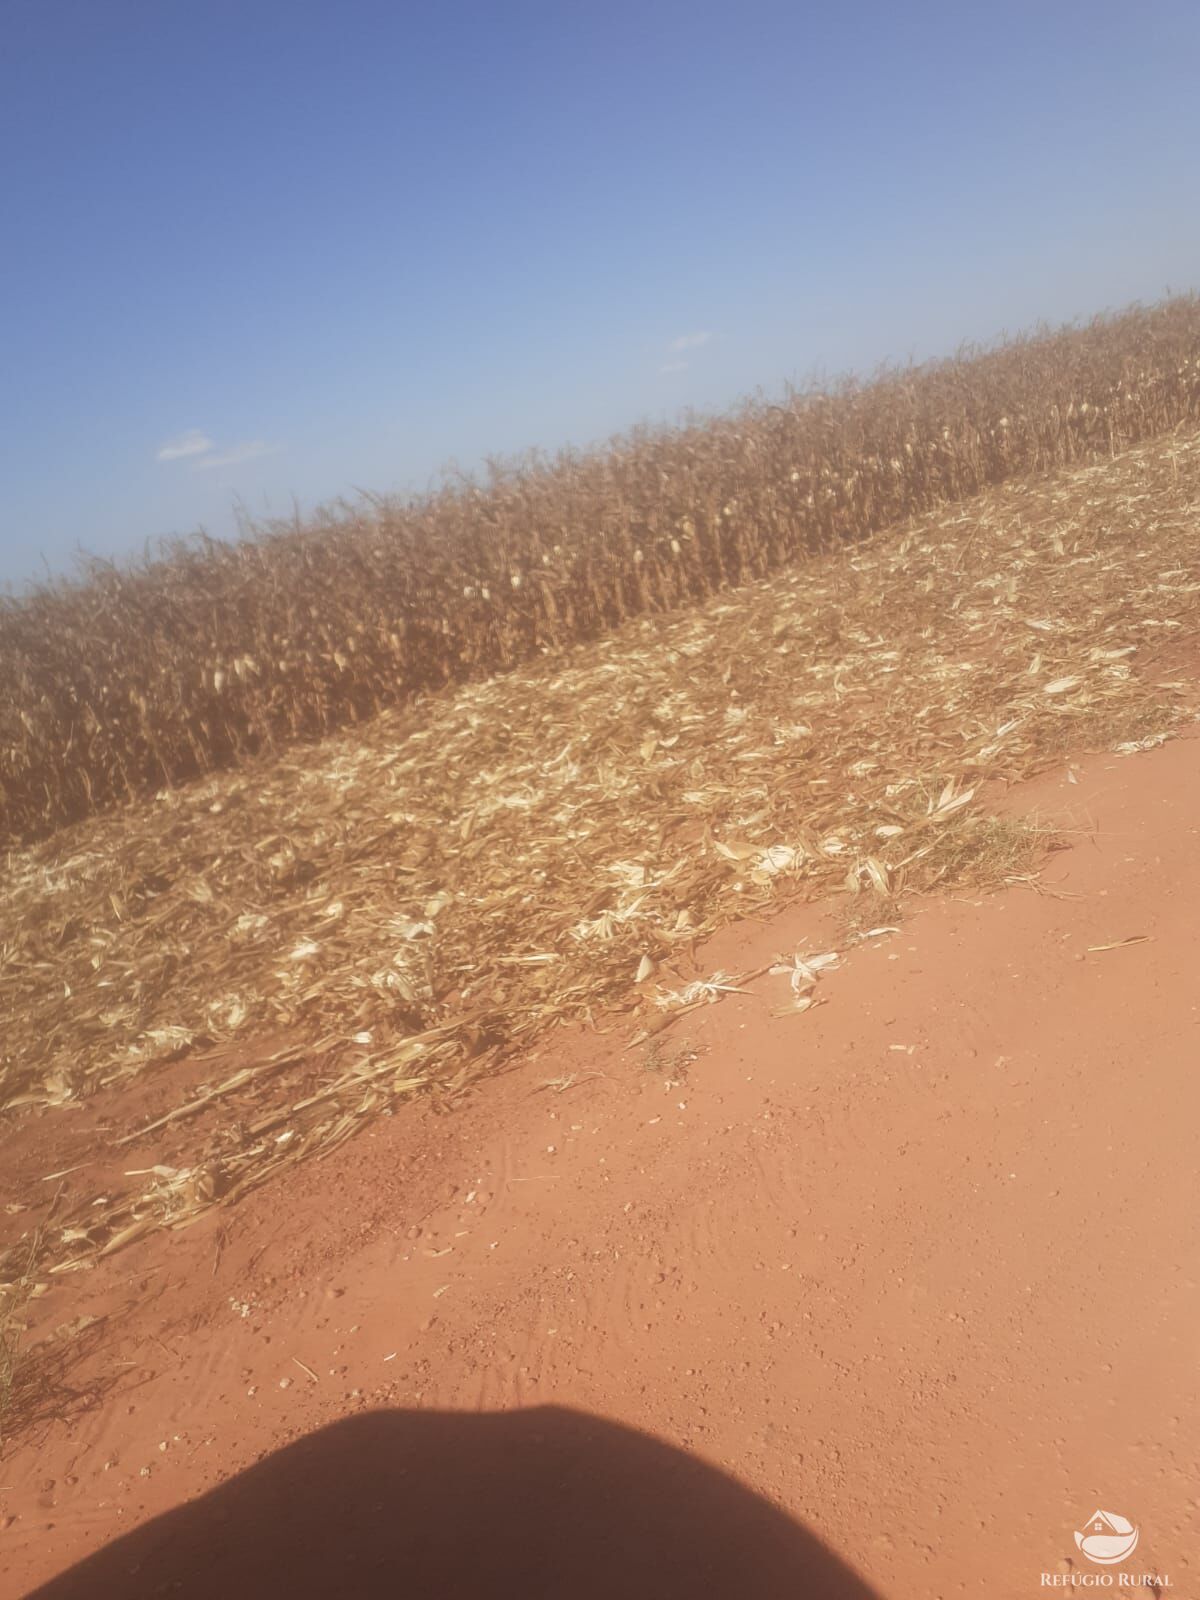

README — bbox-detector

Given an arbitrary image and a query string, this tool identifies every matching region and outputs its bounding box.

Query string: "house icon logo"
[1074,1510,1139,1565]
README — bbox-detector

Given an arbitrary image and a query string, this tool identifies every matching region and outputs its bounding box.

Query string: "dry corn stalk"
[4,298,1200,847]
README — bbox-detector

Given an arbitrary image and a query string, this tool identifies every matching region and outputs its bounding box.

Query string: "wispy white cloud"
[667,330,712,353]
[192,440,280,471]
[157,429,213,462]
[659,360,689,374]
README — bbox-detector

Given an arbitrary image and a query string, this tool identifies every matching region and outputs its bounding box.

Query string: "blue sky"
[1,0,1197,587]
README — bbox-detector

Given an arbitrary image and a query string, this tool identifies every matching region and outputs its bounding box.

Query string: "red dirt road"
[5,736,1200,1596]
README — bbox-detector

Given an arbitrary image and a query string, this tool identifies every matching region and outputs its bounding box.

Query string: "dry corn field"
[3,416,1200,1288]
[5,299,1200,849]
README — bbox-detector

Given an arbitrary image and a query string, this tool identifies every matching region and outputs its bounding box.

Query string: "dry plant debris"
[770,950,841,1018]
[0,1229,41,1445]
[3,424,1200,1278]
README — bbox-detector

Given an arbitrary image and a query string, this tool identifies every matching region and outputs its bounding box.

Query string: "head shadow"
[29,1403,881,1598]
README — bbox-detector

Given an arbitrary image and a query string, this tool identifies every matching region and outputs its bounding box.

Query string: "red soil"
[4,735,1199,1596]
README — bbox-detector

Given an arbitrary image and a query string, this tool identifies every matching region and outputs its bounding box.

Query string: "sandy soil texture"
[3,733,1199,1597]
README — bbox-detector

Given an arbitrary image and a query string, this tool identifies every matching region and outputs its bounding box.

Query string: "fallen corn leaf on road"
[5,729,1200,1595]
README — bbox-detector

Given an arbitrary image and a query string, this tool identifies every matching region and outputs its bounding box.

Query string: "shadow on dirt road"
[27,1403,879,1598]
